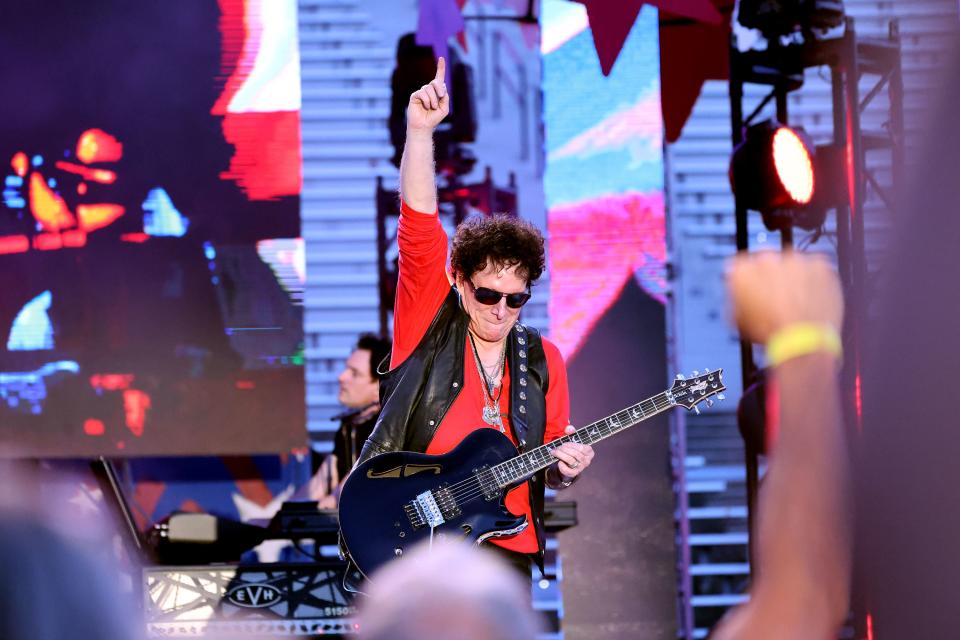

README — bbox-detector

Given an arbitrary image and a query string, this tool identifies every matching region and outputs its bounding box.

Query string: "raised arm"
[400,56,448,214]
[712,252,851,640]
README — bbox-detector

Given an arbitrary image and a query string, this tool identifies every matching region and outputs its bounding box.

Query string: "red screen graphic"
[0,0,305,457]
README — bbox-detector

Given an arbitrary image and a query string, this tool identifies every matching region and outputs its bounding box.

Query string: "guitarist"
[354,57,594,578]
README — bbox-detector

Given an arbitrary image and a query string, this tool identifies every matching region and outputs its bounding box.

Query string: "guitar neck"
[488,390,676,488]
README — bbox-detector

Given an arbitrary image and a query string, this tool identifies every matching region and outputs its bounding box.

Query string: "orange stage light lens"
[772,127,815,205]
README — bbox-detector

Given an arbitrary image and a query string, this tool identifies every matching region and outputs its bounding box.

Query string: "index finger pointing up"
[435,56,446,82]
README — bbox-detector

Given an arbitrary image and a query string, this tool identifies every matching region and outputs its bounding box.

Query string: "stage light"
[772,126,815,205]
[737,0,845,40]
[388,33,478,176]
[730,119,816,217]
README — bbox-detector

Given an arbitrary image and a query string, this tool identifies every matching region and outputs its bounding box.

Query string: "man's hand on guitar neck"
[549,424,594,485]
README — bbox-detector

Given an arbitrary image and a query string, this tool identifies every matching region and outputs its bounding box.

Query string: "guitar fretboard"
[487,390,675,488]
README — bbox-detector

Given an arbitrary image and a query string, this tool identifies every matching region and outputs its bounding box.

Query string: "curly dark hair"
[450,215,545,284]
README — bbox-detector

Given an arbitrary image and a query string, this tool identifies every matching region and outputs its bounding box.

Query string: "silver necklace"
[469,332,506,432]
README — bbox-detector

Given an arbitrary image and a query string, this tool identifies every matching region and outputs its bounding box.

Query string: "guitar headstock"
[670,368,726,413]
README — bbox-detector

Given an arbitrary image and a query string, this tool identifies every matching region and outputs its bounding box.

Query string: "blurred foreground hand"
[727,251,843,344]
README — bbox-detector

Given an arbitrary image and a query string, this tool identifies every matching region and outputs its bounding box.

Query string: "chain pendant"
[482,405,504,432]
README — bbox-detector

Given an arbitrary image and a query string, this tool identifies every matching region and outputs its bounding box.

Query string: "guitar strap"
[509,324,531,452]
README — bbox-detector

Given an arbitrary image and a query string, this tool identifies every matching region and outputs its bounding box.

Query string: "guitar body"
[338,428,527,580]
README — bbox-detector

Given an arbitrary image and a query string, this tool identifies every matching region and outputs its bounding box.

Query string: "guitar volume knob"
[394,548,403,556]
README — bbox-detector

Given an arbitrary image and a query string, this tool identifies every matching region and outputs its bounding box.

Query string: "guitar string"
[443,393,683,505]
[444,394,678,505]
[428,377,719,502]
[431,381,718,508]
[416,387,718,524]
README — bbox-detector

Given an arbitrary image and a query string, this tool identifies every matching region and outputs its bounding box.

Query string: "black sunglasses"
[466,278,532,309]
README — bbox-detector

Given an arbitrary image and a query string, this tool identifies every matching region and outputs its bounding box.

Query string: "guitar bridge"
[408,490,445,530]
[403,503,425,530]
[404,487,461,531]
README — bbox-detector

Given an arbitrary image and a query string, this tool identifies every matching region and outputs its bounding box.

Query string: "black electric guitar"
[338,369,726,580]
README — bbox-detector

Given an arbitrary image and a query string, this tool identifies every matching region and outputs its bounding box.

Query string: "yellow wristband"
[766,323,842,367]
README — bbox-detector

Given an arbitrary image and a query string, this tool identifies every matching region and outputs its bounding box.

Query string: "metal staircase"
[298,4,564,637]
[298,0,396,445]
[681,412,750,638]
[668,1,958,637]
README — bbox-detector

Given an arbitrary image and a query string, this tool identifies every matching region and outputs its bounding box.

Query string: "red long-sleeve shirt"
[391,201,570,553]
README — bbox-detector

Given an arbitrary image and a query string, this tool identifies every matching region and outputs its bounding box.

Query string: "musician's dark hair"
[356,333,392,381]
[450,214,545,284]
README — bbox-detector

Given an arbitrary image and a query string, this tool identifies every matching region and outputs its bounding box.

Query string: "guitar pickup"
[433,486,462,519]
[477,465,501,501]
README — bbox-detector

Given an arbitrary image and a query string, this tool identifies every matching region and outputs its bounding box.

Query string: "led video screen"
[0,0,306,456]
[542,0,666,359]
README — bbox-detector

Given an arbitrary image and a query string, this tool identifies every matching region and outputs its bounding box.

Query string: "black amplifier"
[144,561,357,637]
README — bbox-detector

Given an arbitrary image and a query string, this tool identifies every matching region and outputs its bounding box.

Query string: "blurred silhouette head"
[0,464,141,640]
[356,540,540,640]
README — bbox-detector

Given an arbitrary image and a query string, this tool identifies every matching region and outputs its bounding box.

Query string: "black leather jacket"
[358,287,552,561]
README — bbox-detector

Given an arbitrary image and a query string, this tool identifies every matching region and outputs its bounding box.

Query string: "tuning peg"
[705,399,714,408]
[676,373,686,380]
[717,393,725,401]
[693,405,701,415]
[705,367,711,373]
[692,370,700,376]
